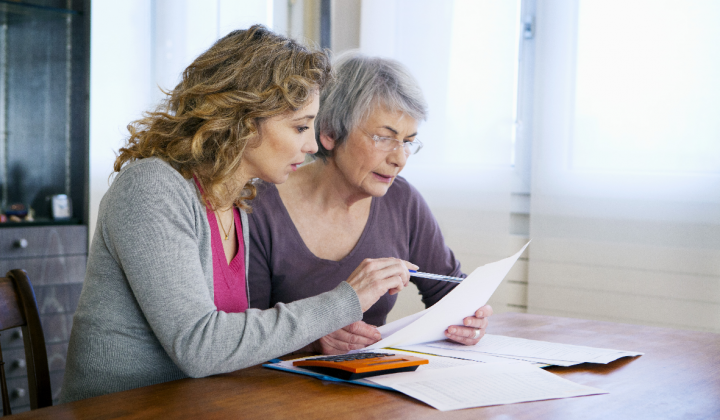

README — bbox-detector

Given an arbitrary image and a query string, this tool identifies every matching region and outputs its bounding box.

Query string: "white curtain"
[529,0,720,332]
[360,0,521,270]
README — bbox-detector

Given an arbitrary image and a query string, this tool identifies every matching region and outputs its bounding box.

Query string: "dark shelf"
[0,218,81,227]
[0,0,81,16]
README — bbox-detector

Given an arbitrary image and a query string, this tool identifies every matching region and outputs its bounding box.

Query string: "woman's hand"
[444,305,493,345]
[345,258,416,312]
[311,321,382,355]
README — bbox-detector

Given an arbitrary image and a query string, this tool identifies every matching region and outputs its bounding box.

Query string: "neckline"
[269,183,378,264]
[194,177,244,269]
[208,206,244,269]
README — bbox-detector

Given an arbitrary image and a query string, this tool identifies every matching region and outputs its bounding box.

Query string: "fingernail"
[449,327,456,334]
[478,311,483,317]
[464,319,471,326]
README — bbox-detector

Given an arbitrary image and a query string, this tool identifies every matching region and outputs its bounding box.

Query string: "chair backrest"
[0,269,52,415]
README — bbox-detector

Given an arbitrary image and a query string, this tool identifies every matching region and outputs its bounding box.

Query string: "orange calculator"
[293,352,429,380]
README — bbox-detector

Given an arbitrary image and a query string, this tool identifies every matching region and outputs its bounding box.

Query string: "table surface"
[12,312,720,420]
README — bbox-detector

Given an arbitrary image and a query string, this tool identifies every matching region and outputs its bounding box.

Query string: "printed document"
[368,362,607,411]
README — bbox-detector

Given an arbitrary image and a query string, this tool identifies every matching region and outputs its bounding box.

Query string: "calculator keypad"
[310,352,394,362]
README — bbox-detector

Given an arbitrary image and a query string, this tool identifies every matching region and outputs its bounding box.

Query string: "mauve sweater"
[248,176,462,327]
[60,158,362,403]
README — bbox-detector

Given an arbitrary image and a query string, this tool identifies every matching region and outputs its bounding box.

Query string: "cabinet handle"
[12,388,26,398]
[13,359,26,368]
[14,238,28,248]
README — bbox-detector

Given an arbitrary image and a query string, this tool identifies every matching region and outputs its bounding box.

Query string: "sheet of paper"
[420,334,643,365]
[378,308,429,337]
[368,362,607,411]
[369,242,530,350]
[395,343,541,365]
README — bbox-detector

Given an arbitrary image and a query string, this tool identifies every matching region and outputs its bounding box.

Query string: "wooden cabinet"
[0,226,87,413]
[0,0,89,415]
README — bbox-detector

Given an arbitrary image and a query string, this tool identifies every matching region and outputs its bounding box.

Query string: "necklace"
[216,209,234,241]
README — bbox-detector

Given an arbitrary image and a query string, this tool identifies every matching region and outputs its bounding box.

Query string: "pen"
[409,270,464,283]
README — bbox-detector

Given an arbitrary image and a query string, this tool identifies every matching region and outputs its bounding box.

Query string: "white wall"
[89,1,154,243]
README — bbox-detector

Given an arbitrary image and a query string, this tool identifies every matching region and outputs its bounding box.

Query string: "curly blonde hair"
[114,25,331,210]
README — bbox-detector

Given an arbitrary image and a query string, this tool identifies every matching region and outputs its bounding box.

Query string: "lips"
[372,172,394,182]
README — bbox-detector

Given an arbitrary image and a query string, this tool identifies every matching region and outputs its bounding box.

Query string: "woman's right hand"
[345,258,416,312]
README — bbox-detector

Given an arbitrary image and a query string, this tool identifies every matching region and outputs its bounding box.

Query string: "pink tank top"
[206,207,248,313]
[195,177,248,313]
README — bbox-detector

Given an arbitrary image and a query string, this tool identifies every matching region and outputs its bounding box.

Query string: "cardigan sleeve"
[101,161,362,377]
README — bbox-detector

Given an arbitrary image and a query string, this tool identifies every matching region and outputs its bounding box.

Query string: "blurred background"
[1,0,714,412]
[89,0,719,332]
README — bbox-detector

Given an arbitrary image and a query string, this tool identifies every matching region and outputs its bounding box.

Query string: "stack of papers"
[366,362,607,412]
[266,243,642,411]
[268,349,609,412]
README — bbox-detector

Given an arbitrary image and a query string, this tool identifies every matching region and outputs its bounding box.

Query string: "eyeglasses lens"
[374,136,422,155]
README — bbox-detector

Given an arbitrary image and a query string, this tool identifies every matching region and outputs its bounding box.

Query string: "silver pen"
[409,270,464,283]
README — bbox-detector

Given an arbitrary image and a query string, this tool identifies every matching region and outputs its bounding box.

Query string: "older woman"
[248,52,492,355]
[60,28,412,403]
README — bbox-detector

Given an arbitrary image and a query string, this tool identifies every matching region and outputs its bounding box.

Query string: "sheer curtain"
[529,0,720,332]
[360,0,524,318]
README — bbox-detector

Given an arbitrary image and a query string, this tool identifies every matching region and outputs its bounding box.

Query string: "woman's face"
[325,106,418,198]
[240,92,320,184]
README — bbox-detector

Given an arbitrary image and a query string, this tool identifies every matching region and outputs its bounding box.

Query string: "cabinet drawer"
[0,225,87,258]
[0,314,74,348]
[0,343,68,380]
[0,255,86,286]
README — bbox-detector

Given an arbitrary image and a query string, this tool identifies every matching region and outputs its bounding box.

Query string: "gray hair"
[314,51,428,161]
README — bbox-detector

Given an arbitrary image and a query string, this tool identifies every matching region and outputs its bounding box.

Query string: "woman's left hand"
[444,305,493,345]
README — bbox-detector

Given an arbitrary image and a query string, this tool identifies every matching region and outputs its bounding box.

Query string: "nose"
[303,129,319,155]
[387,143,408,167]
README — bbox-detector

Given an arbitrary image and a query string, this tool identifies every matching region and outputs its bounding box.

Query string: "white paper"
[378,308,429,337]
[421,334,643,365]
[368,363,607,411]
[369,242,530,350]
[396,343,537,365]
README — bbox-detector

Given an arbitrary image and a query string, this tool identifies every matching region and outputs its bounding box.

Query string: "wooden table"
[11,313,720,419]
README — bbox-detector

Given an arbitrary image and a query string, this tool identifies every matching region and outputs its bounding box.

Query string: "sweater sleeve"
[403,181,463,308]
[102,161,362,377]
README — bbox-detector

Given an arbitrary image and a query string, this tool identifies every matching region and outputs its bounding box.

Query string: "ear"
[319,133,336,151]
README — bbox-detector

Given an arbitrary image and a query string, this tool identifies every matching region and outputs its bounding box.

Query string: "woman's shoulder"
[247,181,286,227]
[251,181,281,208]
[107,158,196,204]
[386,175,424,204]
[112,157,188,186]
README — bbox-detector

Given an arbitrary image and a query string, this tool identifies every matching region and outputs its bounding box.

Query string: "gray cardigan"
[60,158,362,403]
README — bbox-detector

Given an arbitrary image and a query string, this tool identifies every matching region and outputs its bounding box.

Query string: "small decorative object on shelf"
[50,194,72,220]
[2,203,36,222]
[5,203,28,218]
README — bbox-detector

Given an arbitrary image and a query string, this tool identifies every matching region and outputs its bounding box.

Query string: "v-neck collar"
[271,184,377,264]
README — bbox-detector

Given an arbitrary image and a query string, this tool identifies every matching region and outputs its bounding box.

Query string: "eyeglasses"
[362,130,423,156]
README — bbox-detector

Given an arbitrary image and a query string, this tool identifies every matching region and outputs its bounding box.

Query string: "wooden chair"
[0,269,52,415]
